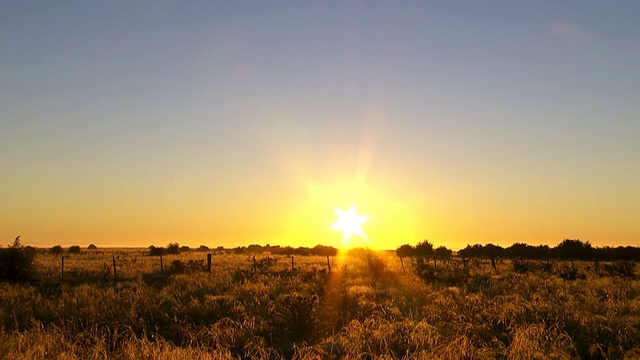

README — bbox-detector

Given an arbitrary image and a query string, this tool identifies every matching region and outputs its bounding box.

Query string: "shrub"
[149,246,166,256]
[68,245,81,254]
[601,261,636,277]
[366,252,386,279]
[50,245,63,255]
[271,293,319,349]
[0,237,37,281]
[168,259,206,274]
[558,265,586,280]
[197,245,209,252]
[396,244,414,258]
[166,243,180,255]
[255,256,278,271]
[169,260,186,273]
[513,260,529,274]
[88,244,98,250]
[414,260,470,286]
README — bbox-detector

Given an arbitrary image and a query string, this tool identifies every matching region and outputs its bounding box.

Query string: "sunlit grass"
[0,249,639,359]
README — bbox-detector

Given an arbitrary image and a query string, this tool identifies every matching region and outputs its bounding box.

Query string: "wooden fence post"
[291,256,295,271]
[326,256,331,272]
[160,255,164,274]
[61,256,65,281]
[400,257,405,273]
[112,256,117,278]
[207,253,212,272]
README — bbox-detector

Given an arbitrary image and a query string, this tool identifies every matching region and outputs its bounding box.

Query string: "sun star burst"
[331,204,369,241]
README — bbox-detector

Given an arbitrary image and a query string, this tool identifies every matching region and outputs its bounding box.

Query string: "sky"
[2,1,639,250]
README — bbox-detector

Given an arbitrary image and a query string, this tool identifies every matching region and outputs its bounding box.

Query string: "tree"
[396,244,414,259]
[68,245,81,254]
[506,243,531,259]
[414,240,434,257]
[482,244,504,270]
[554,239,592,268]
[395,244,414,273]
[414,240,434,268]
[88,244,98,250]
[533,245,551,261]
[434,246,452,260]
[433,246,452,269]
[458,244,483,260]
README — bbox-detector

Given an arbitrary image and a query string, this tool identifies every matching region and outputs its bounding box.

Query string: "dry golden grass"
[0,249,639,359]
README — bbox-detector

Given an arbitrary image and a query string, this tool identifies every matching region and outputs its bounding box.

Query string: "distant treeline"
[397,239,640,262]
[148,243,338,257]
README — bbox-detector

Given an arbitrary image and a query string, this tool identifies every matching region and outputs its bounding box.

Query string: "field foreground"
[1,249,639,359]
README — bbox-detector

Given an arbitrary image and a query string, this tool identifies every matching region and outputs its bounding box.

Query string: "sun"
[331,204,369,245]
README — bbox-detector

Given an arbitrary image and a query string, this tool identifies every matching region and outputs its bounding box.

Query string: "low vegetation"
[49,245,63,255]
[0,237,36,281]
[0,239,638,359]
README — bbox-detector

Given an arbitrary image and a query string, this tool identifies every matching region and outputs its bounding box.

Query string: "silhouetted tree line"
[147,243,338,257]
[234,244,338,257]
[397,239,640,265]
[396,240,453,269]
[460,239,640,263]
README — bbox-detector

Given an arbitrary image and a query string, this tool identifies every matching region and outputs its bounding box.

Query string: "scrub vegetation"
[0,239,639,359]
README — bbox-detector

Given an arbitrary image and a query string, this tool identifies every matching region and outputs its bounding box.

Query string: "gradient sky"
[2,1,639,250]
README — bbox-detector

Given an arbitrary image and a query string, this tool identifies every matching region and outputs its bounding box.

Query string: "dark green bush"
[0,237,37,281]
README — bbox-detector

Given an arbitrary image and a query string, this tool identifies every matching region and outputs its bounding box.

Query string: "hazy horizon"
[2,2,639,250]
[11,237,640,254]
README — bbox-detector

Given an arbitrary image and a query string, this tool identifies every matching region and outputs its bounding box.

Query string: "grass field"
[1,248,639,359]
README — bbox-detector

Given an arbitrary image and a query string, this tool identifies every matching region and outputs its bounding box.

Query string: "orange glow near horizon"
[6,122,639,251]
[275,175,427,250]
